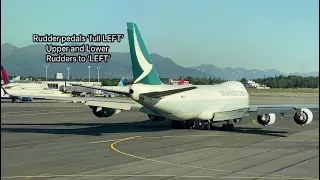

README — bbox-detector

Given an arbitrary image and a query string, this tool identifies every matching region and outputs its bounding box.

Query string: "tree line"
[242,75,319,88]
[179,75,319,88]
[7,75,319,88]
[72,75,320,88]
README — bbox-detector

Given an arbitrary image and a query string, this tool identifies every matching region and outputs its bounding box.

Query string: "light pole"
[44,65,49,82]
[88,66,91,82]
[97,67,100,82]
[66,67,71,81]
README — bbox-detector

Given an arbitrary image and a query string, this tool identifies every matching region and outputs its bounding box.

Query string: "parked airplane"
[1,65,49,89]
[102,77,126,97]
[1,86,71,102]
[178,79,188,85]
[118,77,125,86]
[1,65,9,85]
[5,22,318,130]
[1,65,71,102]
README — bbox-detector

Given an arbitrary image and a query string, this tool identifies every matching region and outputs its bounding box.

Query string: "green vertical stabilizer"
[127,22,162,85]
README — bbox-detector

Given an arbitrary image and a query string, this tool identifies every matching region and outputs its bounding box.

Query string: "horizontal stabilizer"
[70,84,130,95]
[141,86,197,99]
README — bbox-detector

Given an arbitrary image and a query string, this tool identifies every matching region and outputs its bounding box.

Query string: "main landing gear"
[221,123,234,131]
[170,119,238,131]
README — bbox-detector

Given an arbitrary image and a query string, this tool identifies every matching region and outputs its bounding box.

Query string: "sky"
[1,0,319,73]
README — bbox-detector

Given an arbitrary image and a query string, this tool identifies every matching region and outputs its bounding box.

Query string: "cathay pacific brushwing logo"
[133,26,152,83]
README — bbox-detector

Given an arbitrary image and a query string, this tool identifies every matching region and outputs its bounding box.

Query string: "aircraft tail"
[118,77,125,87]
[103,77,126,95]
[127,22,162,85]
[1,65,10,85]
[178,80,185,85]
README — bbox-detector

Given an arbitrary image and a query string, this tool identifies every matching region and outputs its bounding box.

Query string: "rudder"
[127,22,162,85]
[1,65,10,85]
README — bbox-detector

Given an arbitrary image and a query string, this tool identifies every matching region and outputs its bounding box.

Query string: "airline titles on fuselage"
[40,90,55,95]
[220,90,246,97]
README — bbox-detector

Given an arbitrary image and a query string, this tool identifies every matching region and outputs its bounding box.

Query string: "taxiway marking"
[109,136,318,180]
[89,134,225,144]
[1,110,84,118]
[90,139,120,144]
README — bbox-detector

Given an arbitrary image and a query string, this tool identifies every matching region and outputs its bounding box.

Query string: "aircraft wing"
[2,84,20,89]
[249,104,319,112]
[5,93,160,116]
[248,104,319,117]
[70,84,130,95]
[12,94,139,109]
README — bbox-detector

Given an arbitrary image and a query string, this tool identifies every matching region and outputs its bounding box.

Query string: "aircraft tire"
[221,124,234,131]
[207,123,212,130]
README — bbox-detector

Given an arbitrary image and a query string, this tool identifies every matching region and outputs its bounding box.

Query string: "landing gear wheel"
[207,123,213,130]
[183,121,193,129]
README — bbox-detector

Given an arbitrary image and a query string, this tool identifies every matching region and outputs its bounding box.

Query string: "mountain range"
[1,43,318,80]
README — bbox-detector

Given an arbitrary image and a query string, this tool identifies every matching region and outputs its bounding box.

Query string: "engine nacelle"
[294,108,313,126]
[92,106,121,118]
[21,97,33,102]
[257,113,276,126]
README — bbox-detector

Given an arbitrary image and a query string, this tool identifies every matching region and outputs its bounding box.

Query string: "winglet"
[1,86,9,95]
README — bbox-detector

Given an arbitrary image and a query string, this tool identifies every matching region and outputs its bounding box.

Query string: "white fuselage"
[1,88,70,98]
[3,83,49,90]
[131,81,250,121]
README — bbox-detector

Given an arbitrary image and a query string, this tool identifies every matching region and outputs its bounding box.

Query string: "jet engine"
[256,113,276,126]
[21,97,33,102]
[91,106,121,118]
[294,108,313,126]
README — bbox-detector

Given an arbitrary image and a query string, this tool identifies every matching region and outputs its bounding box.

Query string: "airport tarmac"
[1,98,319,180]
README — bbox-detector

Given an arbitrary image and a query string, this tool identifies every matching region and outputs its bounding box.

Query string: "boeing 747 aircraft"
[4,22,318,130]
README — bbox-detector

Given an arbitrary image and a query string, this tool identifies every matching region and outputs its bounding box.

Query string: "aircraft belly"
[140,97,198,120]
[213,108,249,121]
